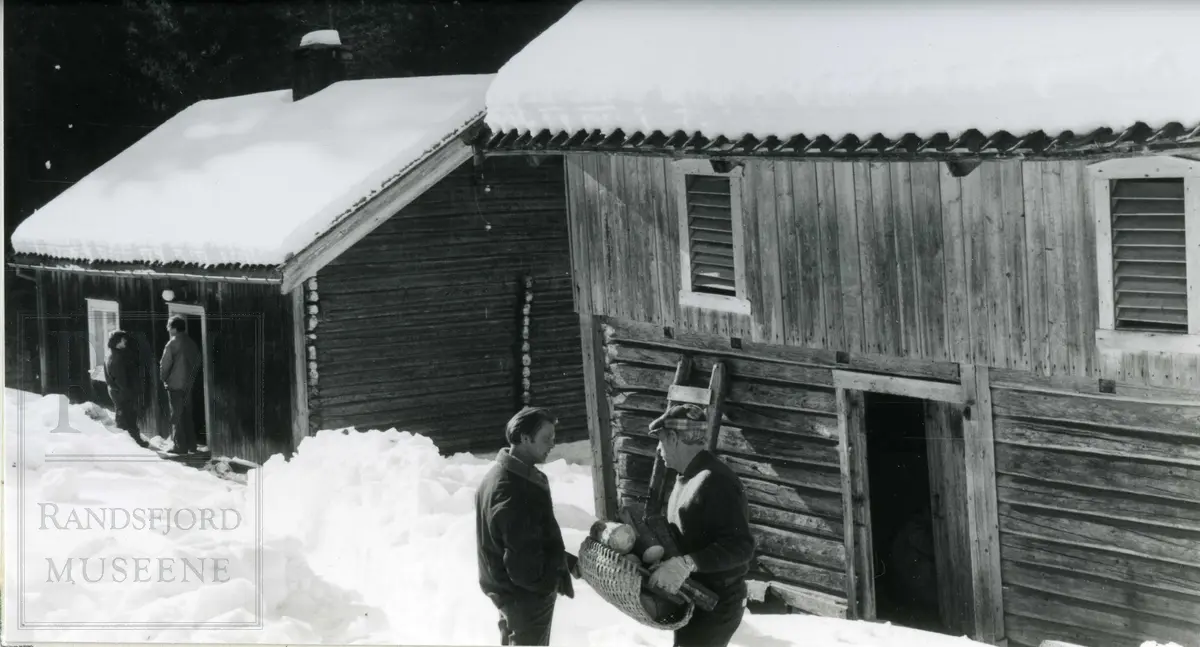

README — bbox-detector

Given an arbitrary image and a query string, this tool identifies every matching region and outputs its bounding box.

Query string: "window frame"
[85,298,121,382]
[672,158,752,316]
[1089,155,1200,354]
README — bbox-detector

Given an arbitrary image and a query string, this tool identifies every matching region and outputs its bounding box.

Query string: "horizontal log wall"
[565,154,1200,389]
[603,316,870,618]
[314,156,586,454]
[988,368,1200,647]
[38,270,294,464]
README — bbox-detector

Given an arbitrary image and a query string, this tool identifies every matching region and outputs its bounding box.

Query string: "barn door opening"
[864,392,945,633]
[165,303,211,450]
[839,379,976,638]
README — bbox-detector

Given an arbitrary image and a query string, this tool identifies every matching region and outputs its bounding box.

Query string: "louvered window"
[685,174,738,297]
[1110,178,1188,333]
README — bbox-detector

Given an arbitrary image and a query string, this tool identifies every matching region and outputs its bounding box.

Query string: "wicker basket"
[578,537,694,630]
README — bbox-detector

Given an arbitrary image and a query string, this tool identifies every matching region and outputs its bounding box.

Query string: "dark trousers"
[110,395,146,447]
[488,592,555,646]
[167,389,195,453]
[674,586,747,647]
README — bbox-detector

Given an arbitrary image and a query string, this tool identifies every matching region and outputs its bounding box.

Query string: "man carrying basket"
[647,404,757,647]
[475,407,580,646]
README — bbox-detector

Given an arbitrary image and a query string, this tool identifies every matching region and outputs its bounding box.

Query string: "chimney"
[292,30,352,101]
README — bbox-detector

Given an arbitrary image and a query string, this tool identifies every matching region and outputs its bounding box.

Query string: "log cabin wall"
[986,369,1200,647]
[565,154,1200,389]
[312,155,586,454]
[37,270,295,464]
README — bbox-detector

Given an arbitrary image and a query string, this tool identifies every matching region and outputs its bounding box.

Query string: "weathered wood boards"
[565,154,1198,388]
[990,376,1200,647]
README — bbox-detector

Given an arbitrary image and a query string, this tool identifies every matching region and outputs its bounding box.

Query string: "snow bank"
[486,0,1200,141]
[11,75,491,266]
[5,388,1011,646]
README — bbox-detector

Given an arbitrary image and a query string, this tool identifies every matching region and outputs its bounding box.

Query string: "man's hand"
[566,552,581,579]
[648,556,695,595]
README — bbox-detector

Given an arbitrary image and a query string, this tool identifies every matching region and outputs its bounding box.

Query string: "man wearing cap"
[647,404,756,647]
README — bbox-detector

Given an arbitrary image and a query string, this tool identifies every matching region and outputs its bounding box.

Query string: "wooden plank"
[603,317,962,383]
[1003,583,1200,647]
[754,555,847,596]
[834,162,865,354]
[1077,161,1100,375]
[750,502,844,540]
[607,363,837,413]
[607,341,836,389]
[667,384,710,406]
[980,162,1008,368]
[289,286,310,452]
[1000,502,1200,566]
[812,162,842,350]
[752,522,846,571]
[651,157,676,325]
[994,417,1200,467]
[925,400,975,637]
[989,366,1200,400]
[635,156,661,324]
[837,387,873,620]
[704,361,728,452]
[939,164,972,363]
[964,364,1005,643]
[995,442,1200,504]
[581,313,616,519]
[778,160,804,345]
[892,162,921,358]
[794,162,826,348]
[279,136,476,293]
[991,388,1200,434]
[833,370,966,404]
[1059,161,1085,376]
[872,162,903,356]
[742,476,845,519]
[853,162,883,354]
[910,161,946,360]
[1043,163,1071,375]
[997,474,1200,531]
[961,164,990,365]
[565,155,591,315]
[724,454,843,493]
[755,161,785,344]
[768,581,849,618]
[999,533,1200,598]
[1023,162,1051,376]
[717,427,841,472]
[1001,160,1030,370]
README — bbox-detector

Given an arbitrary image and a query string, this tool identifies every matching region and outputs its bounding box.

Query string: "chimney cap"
[299,30,342,49]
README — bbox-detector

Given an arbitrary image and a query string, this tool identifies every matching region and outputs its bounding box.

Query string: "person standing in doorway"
[475,407,579,646]
[648,404,757,647]
[159,315,201,455]
[104,330,149,448]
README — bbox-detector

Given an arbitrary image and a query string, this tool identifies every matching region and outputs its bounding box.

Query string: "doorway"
[864,392,943,633]
[165,303,211,450]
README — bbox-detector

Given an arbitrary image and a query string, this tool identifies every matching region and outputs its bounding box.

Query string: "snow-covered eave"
[477,121,1200,162]
[276,112,487,294]
[7,253,283,285]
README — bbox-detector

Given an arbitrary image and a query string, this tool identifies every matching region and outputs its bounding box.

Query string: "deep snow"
[0,389,1180,646]
[485,0,1200,142]
[10,75,490,267]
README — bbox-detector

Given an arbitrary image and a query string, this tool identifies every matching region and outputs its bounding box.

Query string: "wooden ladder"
[619,355,727,611]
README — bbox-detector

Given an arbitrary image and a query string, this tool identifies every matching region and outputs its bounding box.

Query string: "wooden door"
[924,400,976,637]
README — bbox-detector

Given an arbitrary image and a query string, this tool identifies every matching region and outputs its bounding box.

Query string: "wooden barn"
[479,3,1200,647]
[8,31,586,465]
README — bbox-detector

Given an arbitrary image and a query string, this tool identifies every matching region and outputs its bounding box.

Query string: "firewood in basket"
[589,520,637,555]
[639,590,688,623]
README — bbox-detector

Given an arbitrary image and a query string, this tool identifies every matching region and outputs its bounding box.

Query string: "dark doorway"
[863,392,945,634]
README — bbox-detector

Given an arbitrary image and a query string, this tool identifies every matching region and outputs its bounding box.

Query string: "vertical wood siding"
[38,271,294,464]
[987,369,1200,647]
[313,156,586,454]
[564,154,1196,389]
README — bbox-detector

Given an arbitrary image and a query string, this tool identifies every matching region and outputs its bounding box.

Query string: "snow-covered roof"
[12,75,492,266]
[485,1,1200,143]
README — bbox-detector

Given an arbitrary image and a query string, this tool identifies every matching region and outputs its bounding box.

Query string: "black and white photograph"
[2,2,1198,647]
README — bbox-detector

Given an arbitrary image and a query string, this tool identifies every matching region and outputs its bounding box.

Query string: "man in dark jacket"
[648,404,757,647]
[104,330,149,448]
[159,315,202,455]
[476,407,579,646]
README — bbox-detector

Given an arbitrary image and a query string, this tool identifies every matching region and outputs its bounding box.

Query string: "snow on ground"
[0,388,1077,646]
[485,0,1200,142]
[10,74,490,267]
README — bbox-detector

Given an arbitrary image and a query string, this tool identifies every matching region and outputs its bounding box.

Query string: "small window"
[86,298,120,382]
[674,159,751,315]
[1109,178,1187,333]
[1090,155,1200,354]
